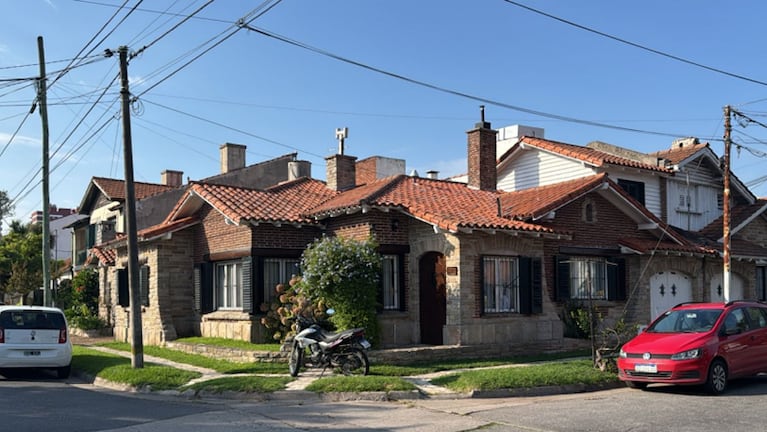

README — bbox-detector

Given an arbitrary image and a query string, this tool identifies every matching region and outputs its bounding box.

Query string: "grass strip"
[174,337,281,352]
[72,346,201,390]
[370,349,590,376]
[305,376,417,393]
[98,342,286,374]
[183,376,292,394]
[431,360,618,392]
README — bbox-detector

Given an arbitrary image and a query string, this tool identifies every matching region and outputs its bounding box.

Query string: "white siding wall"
[605,169,663,217]
[666,161,722,231]
[497,150,595,191]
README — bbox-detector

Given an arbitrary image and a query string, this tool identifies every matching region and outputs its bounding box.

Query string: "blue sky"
[2,0,767,227]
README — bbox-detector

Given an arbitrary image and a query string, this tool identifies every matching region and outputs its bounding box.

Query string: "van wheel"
[704,359,727,395]
[57,365,71,379]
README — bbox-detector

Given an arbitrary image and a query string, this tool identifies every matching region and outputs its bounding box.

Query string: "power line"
[240,23,714,142]
[501,0,767,88]
[134,0,283,98]
[130,0,216,59]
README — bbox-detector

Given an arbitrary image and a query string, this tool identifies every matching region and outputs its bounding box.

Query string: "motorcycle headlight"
[671,348,702,360]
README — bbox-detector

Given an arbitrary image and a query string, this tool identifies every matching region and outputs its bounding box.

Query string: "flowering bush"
[64,268,105,330]
[297,235,381,346]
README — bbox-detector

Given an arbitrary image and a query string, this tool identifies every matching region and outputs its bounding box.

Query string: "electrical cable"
[240,23,714,142]
[130,0,215,59]
[501,0,767,88]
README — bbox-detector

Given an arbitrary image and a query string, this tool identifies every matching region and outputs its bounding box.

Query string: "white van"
[0,306,73,378]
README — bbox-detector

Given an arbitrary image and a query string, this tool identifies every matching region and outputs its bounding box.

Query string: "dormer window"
[617,179,645,205]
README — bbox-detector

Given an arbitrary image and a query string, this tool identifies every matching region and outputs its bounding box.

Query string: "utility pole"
[722,105,732,303]
[118,46,144,368]
[37,36,52,307]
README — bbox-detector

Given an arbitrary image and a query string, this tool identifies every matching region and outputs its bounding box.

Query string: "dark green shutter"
[193,262,214,313]
[242,256,252,313]
[607,257,626,301]
[117,268,129,307]
[139,266,150,306]
[519,257,543,315]
[555,256,571,301]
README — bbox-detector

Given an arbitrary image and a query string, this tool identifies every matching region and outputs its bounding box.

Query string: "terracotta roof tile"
[306,175,560,235]
[519,137,672,173]
[92,177,176,201]
[139,216,199,240]
[650,143,710,165]
[190,177,337,225]
[499,174,609,220]
[618,238,714,256]
[89,246,117,266]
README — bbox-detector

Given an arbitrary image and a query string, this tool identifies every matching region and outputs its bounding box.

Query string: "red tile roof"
[618,238,715,256]
[139,216,199,240]
[650,143,710,165]
[92,177,176,201]
[89,246,117,266]
[180,177,337,226]
[499,174,610,220]
[517,137,673,173]
[306,175,562,235]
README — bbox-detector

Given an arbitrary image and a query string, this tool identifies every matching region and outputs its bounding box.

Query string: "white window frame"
[483,256,519,313]
[382,255,400,310]
[568,257,607,300]
[215,260,243,310]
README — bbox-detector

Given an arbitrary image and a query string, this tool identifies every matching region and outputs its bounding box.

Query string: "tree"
[0,222,42,303]
[297,236,382,345]
[0,190,14,235]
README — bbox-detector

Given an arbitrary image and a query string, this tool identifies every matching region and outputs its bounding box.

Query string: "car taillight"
[59,328,67,344]
[0,327,4,343]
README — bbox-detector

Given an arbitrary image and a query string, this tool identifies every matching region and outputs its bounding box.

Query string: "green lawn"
[431,360,619,392]
[73,340,612,395]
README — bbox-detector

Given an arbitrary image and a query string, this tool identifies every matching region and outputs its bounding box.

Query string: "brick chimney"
[326,154,357,191]
[161,170,183,187]
[467,106,497,191]
[220,143,246,173]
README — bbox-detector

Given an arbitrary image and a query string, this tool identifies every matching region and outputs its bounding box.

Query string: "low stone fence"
[163,337,591,365]
[165,341,287,363]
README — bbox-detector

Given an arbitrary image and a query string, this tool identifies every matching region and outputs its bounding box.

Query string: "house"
[488,127,767,323]
[89,116,707,352]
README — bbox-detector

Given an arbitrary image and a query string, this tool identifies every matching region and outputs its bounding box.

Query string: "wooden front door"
[419,252,446,345]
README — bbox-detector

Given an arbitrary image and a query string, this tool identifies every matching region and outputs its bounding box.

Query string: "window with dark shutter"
[193,262,214,314]
[518,257,542,314]
[606,257,626,301]
[117,268,129,307]
[242,256,253,313]
[139,266,150,307]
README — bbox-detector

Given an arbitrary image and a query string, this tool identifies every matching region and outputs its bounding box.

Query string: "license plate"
[360,339,371,349]
[635,363,657,373]
[24,351,41,356]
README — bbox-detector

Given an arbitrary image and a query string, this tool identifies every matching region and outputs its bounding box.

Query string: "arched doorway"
[709,273,744,302]
[419,252,446,345]
[649,271,692,321]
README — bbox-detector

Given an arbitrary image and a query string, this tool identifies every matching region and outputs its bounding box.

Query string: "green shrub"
[297,236,381,346]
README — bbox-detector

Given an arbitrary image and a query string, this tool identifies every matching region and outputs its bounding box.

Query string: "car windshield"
[0,310,65,330]
[647,309,723,333]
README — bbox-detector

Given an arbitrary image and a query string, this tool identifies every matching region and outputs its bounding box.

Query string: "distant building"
[29,205,78,225]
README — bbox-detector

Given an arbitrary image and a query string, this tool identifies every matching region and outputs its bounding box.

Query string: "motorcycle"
[288,310,371,377]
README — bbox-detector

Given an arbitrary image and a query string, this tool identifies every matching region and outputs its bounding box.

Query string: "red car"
[618,300,767,394]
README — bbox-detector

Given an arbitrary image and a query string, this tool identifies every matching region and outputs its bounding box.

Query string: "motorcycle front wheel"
[337,347,370,376]
[288,340,304,377]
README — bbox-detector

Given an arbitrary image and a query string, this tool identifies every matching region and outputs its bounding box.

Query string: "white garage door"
[709,273,744,303]
[650,271,692,321]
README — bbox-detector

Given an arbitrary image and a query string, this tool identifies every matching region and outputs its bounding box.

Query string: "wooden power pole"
[723,105,732,303]
[37,36,52,307]
[118,46,144,368]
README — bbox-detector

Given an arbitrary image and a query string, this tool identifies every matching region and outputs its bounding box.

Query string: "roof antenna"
[335,127,348,155]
